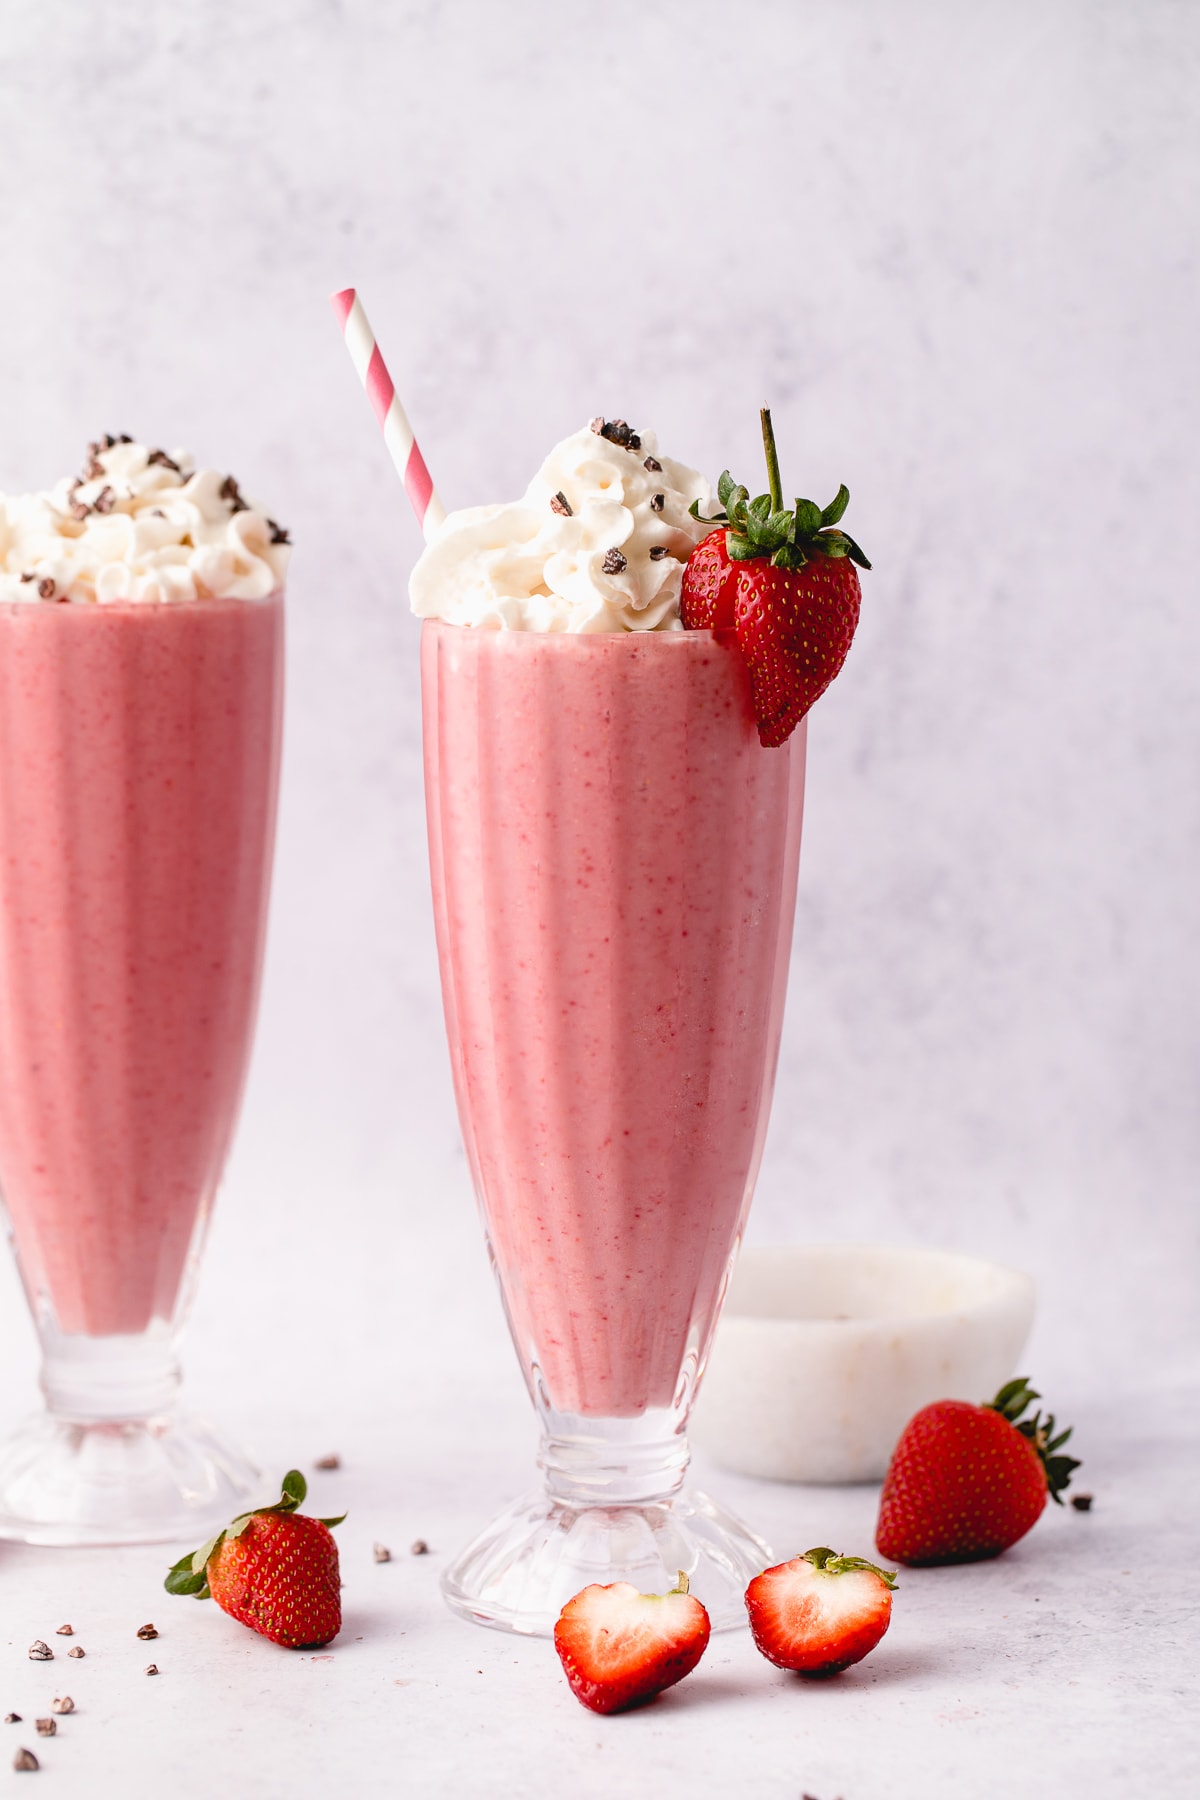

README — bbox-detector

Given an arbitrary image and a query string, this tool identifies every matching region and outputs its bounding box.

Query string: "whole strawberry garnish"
[681,409,869,745]
[746,1547,896,1677]
[165,1471,344,1648]
[876,1377,1081,1567]
[553,1572,711,1714]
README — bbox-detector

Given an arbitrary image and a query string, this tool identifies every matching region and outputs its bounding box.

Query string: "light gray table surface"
[0,1301,1195,1800]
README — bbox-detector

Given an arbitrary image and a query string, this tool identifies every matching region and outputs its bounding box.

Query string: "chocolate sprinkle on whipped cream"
[0,438,290,605]
[590,417,642,451]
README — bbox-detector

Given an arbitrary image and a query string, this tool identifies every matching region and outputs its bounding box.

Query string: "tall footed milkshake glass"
[0,439,286,1544]
[424,621,805,1633]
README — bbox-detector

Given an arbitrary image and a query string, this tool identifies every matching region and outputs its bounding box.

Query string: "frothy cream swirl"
[410,420,712,632]
[0,436,290,604]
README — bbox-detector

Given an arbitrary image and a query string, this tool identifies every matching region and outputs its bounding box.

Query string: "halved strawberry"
[876,1377,1080,1566]
[745,1547,896,1677]
[681,409,869,746]
[553,1572,711,1714]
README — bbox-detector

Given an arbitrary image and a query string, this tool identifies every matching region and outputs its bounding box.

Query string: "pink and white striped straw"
[331,288,446,540]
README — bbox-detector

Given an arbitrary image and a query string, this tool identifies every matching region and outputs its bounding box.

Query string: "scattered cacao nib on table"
[26,1643,51,1663]
[314,1454,341,1471]
[66,1648,85,1660]
[13,1746,38,1771]
[34,1720,54,1738]
[53,1626,72,1638]
[136,1623,158,1640]
[410,1539,430,1556]
[373,1543,392,1564]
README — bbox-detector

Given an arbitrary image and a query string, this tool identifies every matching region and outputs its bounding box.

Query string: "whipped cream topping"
[409,419,712,632]
[0,435,290,604]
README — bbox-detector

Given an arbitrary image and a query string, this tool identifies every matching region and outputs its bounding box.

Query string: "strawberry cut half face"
[745,1547,896,1677]
[553,1575,712,1714]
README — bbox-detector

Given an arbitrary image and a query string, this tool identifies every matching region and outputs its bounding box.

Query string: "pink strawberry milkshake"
[413,420,805,1423]
[423,621,803,1417]
[0,438,286,1342]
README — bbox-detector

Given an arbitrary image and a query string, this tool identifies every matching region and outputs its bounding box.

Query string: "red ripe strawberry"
[732,553,861,747]
[876,1377,1081,1566]
[553,1572,711,1714]
[165,1470,344,1648]
[681,408,868,746]
[745,1547,896,1677]
[680,527,738,628]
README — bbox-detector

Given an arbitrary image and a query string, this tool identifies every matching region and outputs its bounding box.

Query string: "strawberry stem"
[760,408,783,513]
[801,1546,898,1589]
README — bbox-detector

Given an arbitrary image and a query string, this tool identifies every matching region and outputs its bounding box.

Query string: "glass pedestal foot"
[0,1411,262,1547]
[441,1485,772,1637]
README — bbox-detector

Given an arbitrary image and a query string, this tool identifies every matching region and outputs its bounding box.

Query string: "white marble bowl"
[692,1244,1036,1484]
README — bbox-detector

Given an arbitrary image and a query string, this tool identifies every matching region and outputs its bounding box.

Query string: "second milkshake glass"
[0,594,283,1544]
[424,619,805,1633]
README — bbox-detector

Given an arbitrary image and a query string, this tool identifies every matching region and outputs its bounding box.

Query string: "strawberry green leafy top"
[690,409,871,573]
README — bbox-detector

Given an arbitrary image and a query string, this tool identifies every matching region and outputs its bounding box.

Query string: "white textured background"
[0,0,1196,1467]
[0,4,1197,1793]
